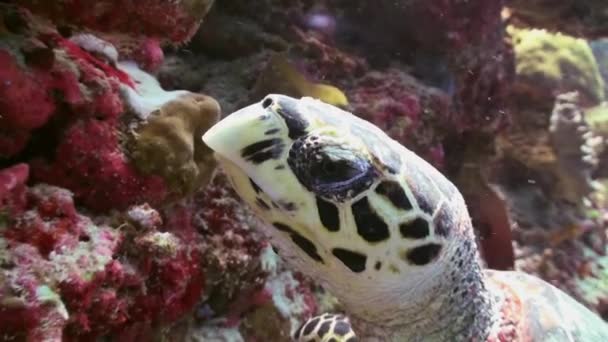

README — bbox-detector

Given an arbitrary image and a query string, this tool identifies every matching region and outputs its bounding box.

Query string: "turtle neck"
[348,238,500,341]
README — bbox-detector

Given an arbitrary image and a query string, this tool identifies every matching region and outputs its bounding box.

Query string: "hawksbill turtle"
[202,94,608,341]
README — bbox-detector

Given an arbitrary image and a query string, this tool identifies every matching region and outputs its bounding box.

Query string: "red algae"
[0,169,205,341]
[15,0,214,45]
[31,119,168,212]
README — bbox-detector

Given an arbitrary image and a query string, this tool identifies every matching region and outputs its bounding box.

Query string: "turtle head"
[203,94,472,320]
[203,94,381,203]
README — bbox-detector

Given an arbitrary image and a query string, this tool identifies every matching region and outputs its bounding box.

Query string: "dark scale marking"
[249,178,262,194]
[433,202,452,237]
[291,232,324,263]
[271,245,280,254]
[346,337,357,342]
[272,222,294,233]
[399,218,430,239]
[255,198,270,210]
[279,201,297,211]
[302,317,320,336]
[375,180,413,210]
[275,165,286,170]
[334,321,351,336]
[404,169,442,215]
[316,196,340,232]
[276,99,309,139]
[328,339,338,342]
[262,97,273,108]
[374,261,382,270]
[415,194,435,215]
[294,325,303,339]
[241,138,285,164]
[264,128,280,135]
[351,197,390,242]
[317,320,332,337]
[332,248,367,273]
[406,243,443,265]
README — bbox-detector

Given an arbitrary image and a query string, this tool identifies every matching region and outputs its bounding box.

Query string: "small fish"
[251,53,348,107]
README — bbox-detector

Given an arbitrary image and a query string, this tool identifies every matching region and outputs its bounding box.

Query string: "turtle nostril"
[262,97,274,109]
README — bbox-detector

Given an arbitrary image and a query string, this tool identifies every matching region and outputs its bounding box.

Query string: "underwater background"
[1,0,608,340]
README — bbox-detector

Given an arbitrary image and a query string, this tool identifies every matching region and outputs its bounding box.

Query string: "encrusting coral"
[119,60,221,197]
[549,92,603,204]
[129,92,221,196]
[509,26,605,109]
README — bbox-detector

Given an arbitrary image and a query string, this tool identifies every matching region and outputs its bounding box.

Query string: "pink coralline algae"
[0,164,29,217]
[0,51,55,158]
[191,173,269,318]
[0,5,176,212]
[31,118,168,212]
[0,165,204,341]
[348,68,452,168]
[14,0,214,45]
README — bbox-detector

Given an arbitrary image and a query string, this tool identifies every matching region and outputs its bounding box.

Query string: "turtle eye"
[288,135,377,201]
[317,156,365,184]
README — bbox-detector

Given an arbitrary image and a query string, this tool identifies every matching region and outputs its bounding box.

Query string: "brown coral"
[130,93,221,196]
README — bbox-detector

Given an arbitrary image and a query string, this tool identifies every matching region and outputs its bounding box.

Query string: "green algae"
[510,26,605,105]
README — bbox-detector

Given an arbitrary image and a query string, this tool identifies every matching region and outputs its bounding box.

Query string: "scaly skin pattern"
[202,94,608,341]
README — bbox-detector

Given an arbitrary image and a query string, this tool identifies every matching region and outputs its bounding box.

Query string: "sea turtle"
[202,94,608,341]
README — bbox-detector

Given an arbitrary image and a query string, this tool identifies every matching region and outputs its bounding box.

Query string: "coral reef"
[122,61,221,197]
[2,0,608,339]
[188,7,288,59]
[507,0,608,38]
[0,4,222,212]
[496,92,602,205]
[348,68,451,168]
[162,172,319,341]
[509,27,605,109]
[0,165,204,340]
[14,0,214,45]
[129,92,220,196]
[492,30,608,313]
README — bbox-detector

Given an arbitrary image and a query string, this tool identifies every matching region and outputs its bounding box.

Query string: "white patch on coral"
[36,285,69,320]
[69,33,119,65]
[117,61,190,120]
[188,325,245,342]
[259,244,279,273]
[265,271,308,335]
[49,213,120,283]
[126,204,161,230]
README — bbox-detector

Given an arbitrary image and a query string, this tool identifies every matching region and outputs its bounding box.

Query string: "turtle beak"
[203,100,282,166]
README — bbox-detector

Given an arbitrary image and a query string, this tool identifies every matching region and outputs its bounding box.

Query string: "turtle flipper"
[293,313,357,342]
